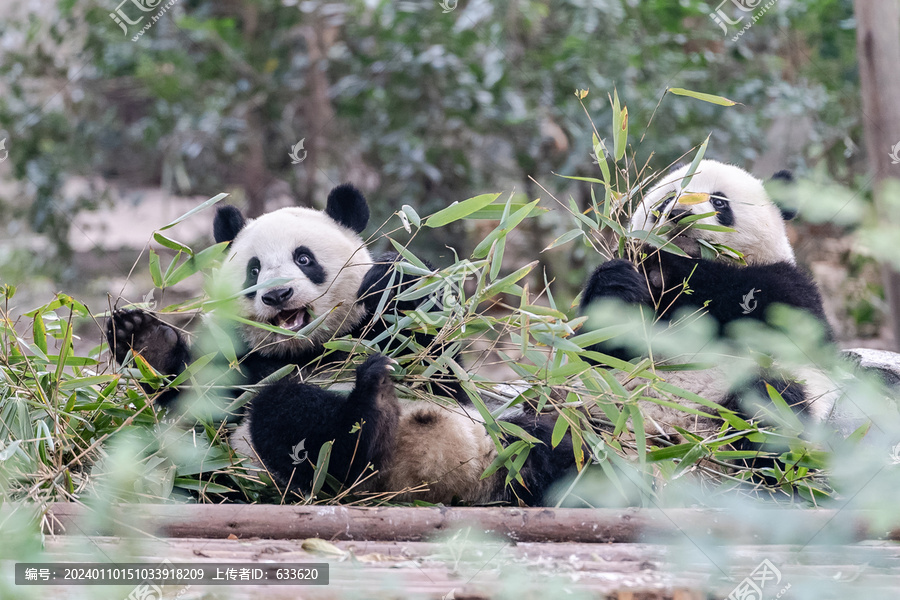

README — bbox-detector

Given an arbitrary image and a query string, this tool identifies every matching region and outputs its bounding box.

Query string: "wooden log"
[36,503,900,544]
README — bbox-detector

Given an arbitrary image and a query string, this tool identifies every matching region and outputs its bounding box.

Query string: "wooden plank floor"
[32,536,900,599]
[15,504,900,599]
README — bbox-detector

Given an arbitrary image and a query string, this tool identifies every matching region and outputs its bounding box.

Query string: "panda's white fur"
[217,207,374,357]
[630,160,796,266]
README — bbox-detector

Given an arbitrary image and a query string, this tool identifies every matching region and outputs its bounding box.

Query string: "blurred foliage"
[0,0,868,296]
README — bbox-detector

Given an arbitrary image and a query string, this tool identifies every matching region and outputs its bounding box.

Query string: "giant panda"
[107,184,574,506]
[578,160,841,447]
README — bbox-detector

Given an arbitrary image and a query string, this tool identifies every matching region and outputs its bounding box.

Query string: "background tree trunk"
[854,0,900,350]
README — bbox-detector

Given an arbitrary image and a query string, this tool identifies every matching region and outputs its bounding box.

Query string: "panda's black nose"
[261,287,294,307]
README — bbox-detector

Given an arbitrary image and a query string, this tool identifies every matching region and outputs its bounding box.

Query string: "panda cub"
[108,184,573,506]
[579,160,838,438]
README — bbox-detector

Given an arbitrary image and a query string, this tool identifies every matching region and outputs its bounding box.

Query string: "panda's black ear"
[771,169,794,183]
[769,170,797,220]
[779,206,798,221]
[214,205,246,244]
[668,162,687,173]
[325,183,369,233]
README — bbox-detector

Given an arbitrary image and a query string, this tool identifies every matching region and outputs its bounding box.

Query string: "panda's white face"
[630,160,795,266]
[218,207,373,357]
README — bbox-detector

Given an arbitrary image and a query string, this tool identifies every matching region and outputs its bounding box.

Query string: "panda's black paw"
[581,259,651,309]
[106,309,185,373]
[354,354,397,393]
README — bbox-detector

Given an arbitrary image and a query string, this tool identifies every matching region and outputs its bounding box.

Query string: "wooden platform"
[20,504,900,599]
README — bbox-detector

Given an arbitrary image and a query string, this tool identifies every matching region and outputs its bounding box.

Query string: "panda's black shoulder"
[357,251,436,315]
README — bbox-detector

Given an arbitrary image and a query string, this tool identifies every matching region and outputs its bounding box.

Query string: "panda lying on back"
[108,184,574,506]
[580,160,839,440]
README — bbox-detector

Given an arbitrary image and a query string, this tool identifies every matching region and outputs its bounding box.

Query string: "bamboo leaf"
[163,242,229,288]
[551,413,570,448]
[425,193,501,227]
[32,314,47,354]
[542,229,583,252]
[472,199,540,259]
[667,87,738,107]
[692,223,737,233]
[554,174,605,185]
[680,137,709,189]
[159,192,229,231]
[592,132,611,184]
[401,205,421,228]
[310,440,333,498]
[153,232,194,256]
[481,261,536,298]
[676,192,710,206]
[58,375,119,391]
[149,250,163,288]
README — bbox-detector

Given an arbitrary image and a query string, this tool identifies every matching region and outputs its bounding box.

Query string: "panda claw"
[354,354,395,390]
[106,308,185,372]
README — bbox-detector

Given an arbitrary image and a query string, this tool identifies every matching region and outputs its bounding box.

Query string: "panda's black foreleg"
[246,354,400,495]
[579,259,653,362]
[106,309,191,407]
[581,259,653,308]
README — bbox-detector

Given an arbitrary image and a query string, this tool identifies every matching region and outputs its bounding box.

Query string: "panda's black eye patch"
[710,191,734,226]
[244,257,261,298]
[294,246,326,285]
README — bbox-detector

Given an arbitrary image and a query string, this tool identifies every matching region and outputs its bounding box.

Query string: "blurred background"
[0,0,892,350]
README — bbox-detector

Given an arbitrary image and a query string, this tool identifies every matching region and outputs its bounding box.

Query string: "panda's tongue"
[273,308,310,332]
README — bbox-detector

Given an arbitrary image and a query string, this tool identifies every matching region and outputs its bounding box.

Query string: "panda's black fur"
[108,184,574,506]
[578,161,837,471]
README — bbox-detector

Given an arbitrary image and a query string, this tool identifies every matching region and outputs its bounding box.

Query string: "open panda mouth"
[669,231,702,258]
[270,307,312,332]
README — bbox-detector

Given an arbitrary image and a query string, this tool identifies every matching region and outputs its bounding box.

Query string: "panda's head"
[629,160,796,265]
[213,184,373,357]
